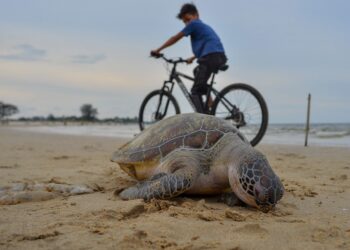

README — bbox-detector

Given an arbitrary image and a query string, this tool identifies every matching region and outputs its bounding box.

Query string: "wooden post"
[304,93,311,147]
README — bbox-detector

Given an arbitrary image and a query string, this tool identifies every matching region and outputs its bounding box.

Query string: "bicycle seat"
[219,64,229,71]
[213,64,229,74]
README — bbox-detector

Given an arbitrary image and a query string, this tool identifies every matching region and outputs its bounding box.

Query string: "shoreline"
[0,127,349,249]
[2,124,350,149]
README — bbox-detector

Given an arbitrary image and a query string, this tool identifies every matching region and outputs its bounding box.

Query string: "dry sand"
[0,127,349,250]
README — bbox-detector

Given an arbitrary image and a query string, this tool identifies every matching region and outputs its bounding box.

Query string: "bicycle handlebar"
[150,52,187,64]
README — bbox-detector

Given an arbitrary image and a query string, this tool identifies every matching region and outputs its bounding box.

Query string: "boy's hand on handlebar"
[186,56,196,64]
[150,50,163,58]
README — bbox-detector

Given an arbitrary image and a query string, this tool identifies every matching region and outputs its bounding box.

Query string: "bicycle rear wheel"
[139,90,180,131]
[211,83,268,146]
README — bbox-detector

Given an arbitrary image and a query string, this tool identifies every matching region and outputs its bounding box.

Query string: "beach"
[0,126,349,250]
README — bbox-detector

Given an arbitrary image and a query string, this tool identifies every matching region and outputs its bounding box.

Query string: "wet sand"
[0,127,349,249]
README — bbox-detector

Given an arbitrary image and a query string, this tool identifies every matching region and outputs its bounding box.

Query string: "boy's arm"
[152,32,185,54]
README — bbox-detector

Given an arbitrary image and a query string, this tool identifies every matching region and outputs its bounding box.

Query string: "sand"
[0,127,349,250]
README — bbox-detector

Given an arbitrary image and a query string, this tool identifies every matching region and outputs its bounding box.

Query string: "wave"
[267,123,350,139]
[314,131,350,138]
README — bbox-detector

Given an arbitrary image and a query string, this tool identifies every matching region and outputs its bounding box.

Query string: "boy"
[151,3,227,113]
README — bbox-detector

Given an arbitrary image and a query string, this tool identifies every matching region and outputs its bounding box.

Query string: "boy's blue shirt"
[181,19,225,59]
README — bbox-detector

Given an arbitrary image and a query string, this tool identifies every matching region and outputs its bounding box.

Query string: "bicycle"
[138,54,268,146]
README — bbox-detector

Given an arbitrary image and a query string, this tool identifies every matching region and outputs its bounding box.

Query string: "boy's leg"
[191,53,227,113]
[191,94,204,113]
[202,53,227,111]
[191,59,212,113]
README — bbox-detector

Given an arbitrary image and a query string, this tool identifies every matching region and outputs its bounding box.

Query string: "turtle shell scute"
[129,152,143,162]
[143,147,161,161]
[205,130,224,148]
[160,137,184,157]
[184,131,206,149]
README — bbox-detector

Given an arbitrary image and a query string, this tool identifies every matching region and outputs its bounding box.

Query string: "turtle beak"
[254,189,274,212]
[254,180,284,212]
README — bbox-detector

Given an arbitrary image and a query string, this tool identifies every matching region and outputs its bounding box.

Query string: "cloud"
[0,44,46,61]
[70,54,106,64]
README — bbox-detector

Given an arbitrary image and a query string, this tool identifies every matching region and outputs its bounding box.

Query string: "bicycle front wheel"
[139,90,180,131]
[211,83,268,146]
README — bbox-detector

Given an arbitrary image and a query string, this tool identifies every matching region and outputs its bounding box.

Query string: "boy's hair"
[177,3,198,19]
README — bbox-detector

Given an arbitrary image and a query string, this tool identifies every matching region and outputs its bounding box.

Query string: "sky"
[0,0,349,123]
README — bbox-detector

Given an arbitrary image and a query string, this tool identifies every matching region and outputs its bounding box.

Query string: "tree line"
[0,102,138,123]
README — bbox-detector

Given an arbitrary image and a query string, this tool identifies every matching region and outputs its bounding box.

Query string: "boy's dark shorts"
[191,52,227,95]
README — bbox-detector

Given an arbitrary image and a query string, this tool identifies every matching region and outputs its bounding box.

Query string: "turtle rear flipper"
[119,150,202,201]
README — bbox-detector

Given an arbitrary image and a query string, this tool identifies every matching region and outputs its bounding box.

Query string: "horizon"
[5,114,350,126]
[1,0,349,123]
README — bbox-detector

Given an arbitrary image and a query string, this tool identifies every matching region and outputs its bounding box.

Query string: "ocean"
[263,123,350,147]
[11,122,350,148]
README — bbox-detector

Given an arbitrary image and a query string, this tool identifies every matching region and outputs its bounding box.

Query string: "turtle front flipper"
[119,150,202,201]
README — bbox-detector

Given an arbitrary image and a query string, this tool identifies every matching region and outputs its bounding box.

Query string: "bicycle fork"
[153,83,171,120]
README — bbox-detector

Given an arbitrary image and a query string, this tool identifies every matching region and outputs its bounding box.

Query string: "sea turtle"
[111,113,284,212]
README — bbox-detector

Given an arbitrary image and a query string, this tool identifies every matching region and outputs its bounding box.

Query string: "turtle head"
[228,152,284,212]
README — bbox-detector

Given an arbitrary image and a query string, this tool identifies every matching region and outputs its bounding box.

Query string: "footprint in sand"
[197,211,222,221]
[144,199,179,212]
[52,155,73,160]
[92,209,121,220]
[91,200,150,221]
[311,226,343,243]
[225,209,247,221]
[330,174,348,181]
[0,164,20,169]
[276,218,305,223]
[13,146,34,151]
[120,230,178,249]
[17,230,61,241]
[281,153,306,159]
[235,224,268,235]
[284,180,318,199]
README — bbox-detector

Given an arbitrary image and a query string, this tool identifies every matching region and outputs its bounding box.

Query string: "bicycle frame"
[161,61,235,115]
[173,73,197,111]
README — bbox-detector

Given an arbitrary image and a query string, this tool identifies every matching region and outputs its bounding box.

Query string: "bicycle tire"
[139,89,181,131]
[211,83,268,146]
